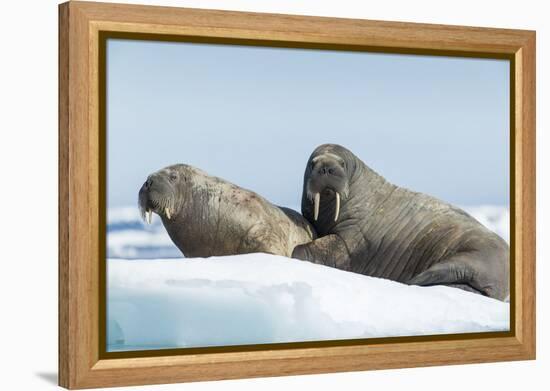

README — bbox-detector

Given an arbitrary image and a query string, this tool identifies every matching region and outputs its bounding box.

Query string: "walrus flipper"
[292,234,350,270]
[407,251,508,300]
[445,284,485,295]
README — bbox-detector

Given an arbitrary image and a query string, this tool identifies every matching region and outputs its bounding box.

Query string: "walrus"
[138,164,316,258]
[291,144,509,301]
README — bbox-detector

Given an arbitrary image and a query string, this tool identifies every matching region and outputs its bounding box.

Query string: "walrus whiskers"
[156,195,174,220]
[139,191,174,224]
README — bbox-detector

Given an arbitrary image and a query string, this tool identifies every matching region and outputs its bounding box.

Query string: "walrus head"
[138,165,187,224]
[303,144,356,223]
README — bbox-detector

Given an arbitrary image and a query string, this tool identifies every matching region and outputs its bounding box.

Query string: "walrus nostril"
[318,167,335,176]
[145,178,153,189]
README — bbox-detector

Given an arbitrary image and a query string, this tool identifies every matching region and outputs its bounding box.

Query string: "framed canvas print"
[58,1,536,389]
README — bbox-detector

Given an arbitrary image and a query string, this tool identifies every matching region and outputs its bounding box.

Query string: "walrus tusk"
[146,209,152,224]
[165,208,171,220]
[314,192,320,221]
[335,192,340,222]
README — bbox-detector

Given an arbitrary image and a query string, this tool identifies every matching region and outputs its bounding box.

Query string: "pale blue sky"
[107,39,509,209]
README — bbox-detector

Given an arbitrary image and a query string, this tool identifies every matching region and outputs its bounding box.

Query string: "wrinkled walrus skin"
[292,144,509,301]
[139,164,316,258]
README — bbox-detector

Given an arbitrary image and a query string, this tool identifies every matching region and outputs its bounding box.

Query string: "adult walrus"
[138,164,316,258]
[292,144,509,300]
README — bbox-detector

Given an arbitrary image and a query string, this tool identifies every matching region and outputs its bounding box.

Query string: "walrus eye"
[169,173,178,182]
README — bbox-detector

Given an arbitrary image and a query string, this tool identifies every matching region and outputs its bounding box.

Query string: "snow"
[107,253,509,351]
[106,204,510,351]
[107,205,510,259]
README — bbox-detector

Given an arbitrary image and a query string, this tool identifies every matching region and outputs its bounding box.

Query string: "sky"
[107,39,509,209]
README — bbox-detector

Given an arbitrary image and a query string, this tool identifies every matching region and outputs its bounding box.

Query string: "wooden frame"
[59,1,536,389]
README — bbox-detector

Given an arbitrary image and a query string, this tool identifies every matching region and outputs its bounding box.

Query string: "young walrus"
[292,144,509,301]
[138,164,316,258]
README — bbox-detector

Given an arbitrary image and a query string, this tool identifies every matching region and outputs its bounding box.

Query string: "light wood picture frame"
[58,1,536,389]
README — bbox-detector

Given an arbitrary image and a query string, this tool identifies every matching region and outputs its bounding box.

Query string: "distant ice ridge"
[107,206,180,259]
[107,205,510,259]
[107,253,509,351]
[460,205,510,243]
